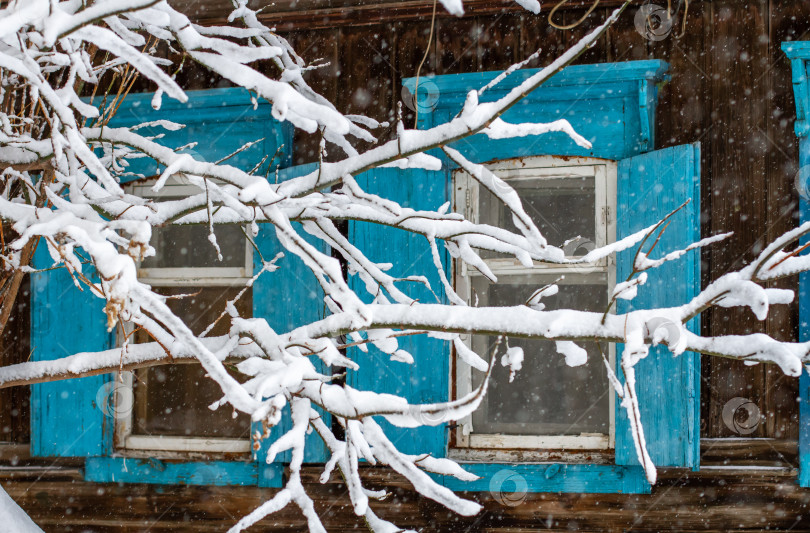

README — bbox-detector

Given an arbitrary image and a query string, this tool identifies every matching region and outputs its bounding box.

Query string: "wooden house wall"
[5,1,810,531]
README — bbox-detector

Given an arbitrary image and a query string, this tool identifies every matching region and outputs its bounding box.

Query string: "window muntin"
[454,156,616,452]
[116,176,253,454]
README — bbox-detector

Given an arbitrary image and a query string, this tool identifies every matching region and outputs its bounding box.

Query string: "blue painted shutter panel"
[30,244,113,457]
[253,163,330,467]
[347,167,451,458]
[798,136,810,487]
[615,143,701,468]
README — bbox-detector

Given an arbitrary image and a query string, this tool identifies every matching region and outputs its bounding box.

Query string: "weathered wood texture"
[0,254,29,444]
[170,0,629,31]
[5,465,810,532]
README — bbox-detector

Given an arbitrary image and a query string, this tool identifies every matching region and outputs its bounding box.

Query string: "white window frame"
[452,155,617,454]
[115,175,253,455]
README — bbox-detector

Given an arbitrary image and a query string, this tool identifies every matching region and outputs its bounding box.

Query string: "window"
[346,59,700,494]
[115,176,254,454]
[29,65,701,493]
[453,156,616,453]
[29,87,298,487]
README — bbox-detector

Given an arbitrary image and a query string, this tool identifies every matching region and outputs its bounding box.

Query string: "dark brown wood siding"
[6,466,810,532]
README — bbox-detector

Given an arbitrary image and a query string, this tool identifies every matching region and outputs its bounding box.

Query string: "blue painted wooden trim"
[801,372,810,487]
[97,87,293,181]
[434,464,650,494]
[30,243,115,457]
[782,43,810,137]
[797,135,810,487]
[253,163,331,465]
[615,143,701,469]
[403,60,669,162]
[782,41,810,57]
[84,457,282,487]
[783,50,810,486]
[259,462,284,488]
[346,167,451,458]
[404,60,670,96]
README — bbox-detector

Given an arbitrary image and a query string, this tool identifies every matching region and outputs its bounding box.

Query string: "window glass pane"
[132,286,252,439]
[478,175,596,256]
[469,273,610,437]
[141,224,247,269]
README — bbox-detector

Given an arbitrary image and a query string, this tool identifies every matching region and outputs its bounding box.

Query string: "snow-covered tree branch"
[0,0,808,531]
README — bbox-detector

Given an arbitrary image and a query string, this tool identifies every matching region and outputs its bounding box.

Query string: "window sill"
[121,435,251,455]
[448,448,614,465]
[84,457,282,488]
[430,463,650,494]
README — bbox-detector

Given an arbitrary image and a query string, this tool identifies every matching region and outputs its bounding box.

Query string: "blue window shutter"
[799,135,810,487]
[615,143,701,468]
[30,244,113,457]
[253,163,330,467]
[347,167,451,458]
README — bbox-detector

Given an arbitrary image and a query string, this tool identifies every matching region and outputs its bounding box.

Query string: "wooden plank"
[393,20,437,130]
[558,7,611,65]
[645,0,708,148]
[705,0,772,440]
[436,17,479,75]
[478,15,521,73]
[6,465,810,531]
[605,3,652,64]
[700,438,798,468]
[763,0,804,442]
[336,26,396,155]
[284,29,340,165]
[519,10,567,68]
[0,270,29,444]
[173,0,629,31]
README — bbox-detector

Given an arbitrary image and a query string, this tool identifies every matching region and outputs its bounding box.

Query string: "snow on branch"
[3,0,809,530]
